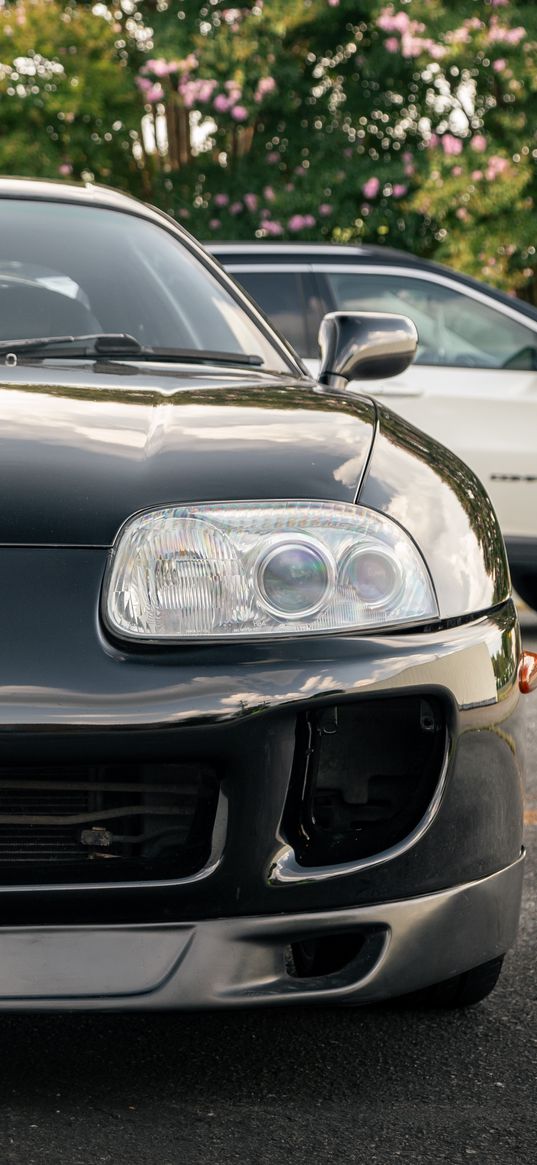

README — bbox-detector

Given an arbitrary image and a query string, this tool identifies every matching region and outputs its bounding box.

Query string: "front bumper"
[0,855,523,1009]
[0,548,525,1005]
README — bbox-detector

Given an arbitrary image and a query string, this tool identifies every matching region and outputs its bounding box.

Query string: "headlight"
[104,501,438,641]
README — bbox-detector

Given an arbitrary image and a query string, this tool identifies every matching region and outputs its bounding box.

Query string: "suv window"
[233,270,320,358]
[323,271,537,369]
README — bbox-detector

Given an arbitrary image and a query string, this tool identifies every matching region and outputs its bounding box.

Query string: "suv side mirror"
[318,311,418,388]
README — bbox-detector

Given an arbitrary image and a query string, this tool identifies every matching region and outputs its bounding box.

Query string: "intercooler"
[0,763,220,884]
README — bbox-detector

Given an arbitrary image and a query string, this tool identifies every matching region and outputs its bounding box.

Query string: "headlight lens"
[104,501,438,641]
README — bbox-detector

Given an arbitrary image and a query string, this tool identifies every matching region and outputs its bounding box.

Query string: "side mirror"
[318,311,418,388]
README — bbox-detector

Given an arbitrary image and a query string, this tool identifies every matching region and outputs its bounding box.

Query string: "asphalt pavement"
[0,614,535,1165]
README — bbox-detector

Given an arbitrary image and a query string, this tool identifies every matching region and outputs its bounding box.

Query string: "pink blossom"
[244,193,258,212]
[327,0,340,7]
[393,184,408,198]
[446,27,470,45]
[456,208,469,221]
[471,170,483,180]
[263,220,284,236]
[214,193,229,208]
[263,185,275,202]
[266,151,280,164]
[442,134,463,156]
[452,166,462,177]
[136,77,164,103]
[319,203,333,216]
[229,201,243,215]
[260,208,271,220]
[214,93,232,113]
[224,81,242,100]
[288,214,316,231]
[403,151,415,176]
[377,9,411,34]
[362,176,380,198]
[209,219,221,230]
[58,163,72,177]
[488,19,526,45]
[470,133,487,152]
[231,104,248,122]
[485,155,509,180]
[427,133,439,149]
[177,208,190,219]
[285,182,295,192]
[175,54,198,75]
[295,165,306,177]
[254,76,276,103]
[385,38,400,53]
[180,78,217,108]
[143,58,177,78]
[493,58,507,72]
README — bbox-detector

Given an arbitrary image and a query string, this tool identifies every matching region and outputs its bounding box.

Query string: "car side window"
[324,271,537,370]
[233,270,315,358]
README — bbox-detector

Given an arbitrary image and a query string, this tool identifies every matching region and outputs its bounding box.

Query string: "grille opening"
[0,762,219,885]
[284,694,447,867]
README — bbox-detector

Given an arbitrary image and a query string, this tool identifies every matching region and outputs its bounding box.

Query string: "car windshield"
[0,199,289,371]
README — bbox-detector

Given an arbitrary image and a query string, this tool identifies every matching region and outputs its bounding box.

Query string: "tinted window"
[0,201,288,370]
[235,270,312,357]
[325,271,537,369]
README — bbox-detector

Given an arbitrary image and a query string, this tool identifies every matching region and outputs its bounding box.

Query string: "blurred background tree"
[1,1,537,301]
[0,0,146,191]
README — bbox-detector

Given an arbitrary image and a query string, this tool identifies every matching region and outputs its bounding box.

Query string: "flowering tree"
[1,1,537,299]
[132,1,537,299]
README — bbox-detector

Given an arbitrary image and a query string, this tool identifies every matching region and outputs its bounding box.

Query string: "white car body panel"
[303,355,537,541]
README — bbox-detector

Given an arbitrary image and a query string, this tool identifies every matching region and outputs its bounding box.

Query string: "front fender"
[358,402,510,620]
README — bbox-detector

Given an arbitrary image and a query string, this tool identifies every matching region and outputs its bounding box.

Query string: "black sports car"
[0,178,531,1010]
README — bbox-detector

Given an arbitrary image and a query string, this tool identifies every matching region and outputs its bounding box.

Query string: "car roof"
[209,240,537,324]
[0,175,149,213]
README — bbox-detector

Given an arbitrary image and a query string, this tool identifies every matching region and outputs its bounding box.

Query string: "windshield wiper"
[0,333,264,366]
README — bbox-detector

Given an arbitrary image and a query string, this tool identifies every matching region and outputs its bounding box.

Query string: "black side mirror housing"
[318,311,418,388]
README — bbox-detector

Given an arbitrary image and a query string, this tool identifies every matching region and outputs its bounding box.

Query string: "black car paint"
[0,366,374,544]
[0,362,508,620]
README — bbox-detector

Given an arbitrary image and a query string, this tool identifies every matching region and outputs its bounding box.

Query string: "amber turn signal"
[519,651,537,694]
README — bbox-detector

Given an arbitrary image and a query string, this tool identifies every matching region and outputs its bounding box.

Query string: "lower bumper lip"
[0,854,523,1010]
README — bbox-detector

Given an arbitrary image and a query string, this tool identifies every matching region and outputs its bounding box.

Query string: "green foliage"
[0,0,146,190]
[1,1,537,299]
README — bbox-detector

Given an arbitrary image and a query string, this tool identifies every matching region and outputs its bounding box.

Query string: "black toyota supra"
[0,177,531,1011]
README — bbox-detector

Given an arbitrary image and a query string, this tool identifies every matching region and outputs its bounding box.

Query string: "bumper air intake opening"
[284,694,447,867]
[285,927,387,980]
[0,762,220,885]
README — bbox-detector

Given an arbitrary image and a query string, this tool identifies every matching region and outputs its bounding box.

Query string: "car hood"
[0,364,376,545]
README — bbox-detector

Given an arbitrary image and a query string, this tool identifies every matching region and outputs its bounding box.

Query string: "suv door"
[315,263,537,548]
